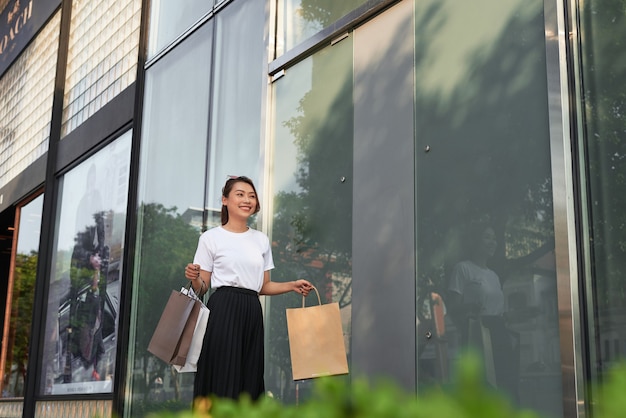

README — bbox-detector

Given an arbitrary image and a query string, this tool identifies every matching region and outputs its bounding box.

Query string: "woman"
[447,222,518,401]
[184,176,312,401]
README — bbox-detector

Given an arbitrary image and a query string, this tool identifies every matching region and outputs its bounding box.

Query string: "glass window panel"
[147,0,214,59]
[0,11,59,189]
[207,0,265,221]
[40,131,132,395]
[579,0,626,393]
[1,194,43,398]
[127,23,212,415]
[61,0,141,137]
[268,38,353,403]
[275,0,367,57]
[414,1,563,417]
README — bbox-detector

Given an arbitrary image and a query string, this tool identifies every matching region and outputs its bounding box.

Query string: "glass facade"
[578,0,626,403]
[0,0,623,416]
[61,0,141,137]
[40,131,132,395]
[0,10,59,189]
[128,0,266,414]
[129,23,213,416]
[268,37,353,401]
[147,0,213,59]
[1,194,43,398]
[275,0,368,57]
[207,0,266,208]
[413,1,562,415]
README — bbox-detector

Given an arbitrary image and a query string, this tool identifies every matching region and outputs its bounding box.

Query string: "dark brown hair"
[221,176,261,225]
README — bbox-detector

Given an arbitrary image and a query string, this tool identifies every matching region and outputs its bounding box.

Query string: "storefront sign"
[0,0,61,77]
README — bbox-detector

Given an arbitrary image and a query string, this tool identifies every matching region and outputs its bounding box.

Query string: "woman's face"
[479,227,498,258]
[222,181,258,221]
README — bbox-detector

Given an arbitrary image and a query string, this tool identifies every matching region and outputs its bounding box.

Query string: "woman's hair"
[221,176,261,225]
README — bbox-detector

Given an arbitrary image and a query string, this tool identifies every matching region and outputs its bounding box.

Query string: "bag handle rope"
[301,285,321,307]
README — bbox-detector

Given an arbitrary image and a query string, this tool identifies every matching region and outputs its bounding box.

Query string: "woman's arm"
[260,271,313,296]
[184,263,211,296]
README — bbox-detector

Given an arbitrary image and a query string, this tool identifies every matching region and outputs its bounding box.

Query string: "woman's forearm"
[260,280,295,296]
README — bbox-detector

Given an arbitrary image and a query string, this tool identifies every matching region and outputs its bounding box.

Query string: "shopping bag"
[148,284,201,366]
[174,301,210,373]
[286,286,349,380]
[468,317,497,387]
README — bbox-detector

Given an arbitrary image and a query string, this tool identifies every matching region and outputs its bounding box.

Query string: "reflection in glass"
[40,132,132,395]
[147,0,213,59]
[414,1,562,417]
[1,194,43,398]
[579,0,626,394]
[275,0,367,57]
[128,24,212,416]
[207,0,265,214]
[268,39,353,403]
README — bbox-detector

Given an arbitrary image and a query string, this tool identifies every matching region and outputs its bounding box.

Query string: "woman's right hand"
[184,263,200,281]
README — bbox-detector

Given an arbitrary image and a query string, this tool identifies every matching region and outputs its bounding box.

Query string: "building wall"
[0,0,624,417]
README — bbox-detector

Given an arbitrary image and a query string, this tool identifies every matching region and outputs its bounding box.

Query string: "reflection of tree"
[134,203,200,403]
[299,0,365,28]
[581,0,626,309]
[409,5,563,404]
[3,251,37,397]
[268,44,353,398]
[413,3,556,285]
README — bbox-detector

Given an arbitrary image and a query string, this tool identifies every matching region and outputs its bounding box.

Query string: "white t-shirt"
[193,226,275,293]
[448,260,504,316]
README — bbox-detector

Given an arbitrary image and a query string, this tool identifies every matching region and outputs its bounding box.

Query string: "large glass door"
[413,1,564,416]
[267,34,354,403]
[577,0,626,415]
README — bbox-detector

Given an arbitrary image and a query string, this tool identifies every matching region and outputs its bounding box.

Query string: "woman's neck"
[223,220,249,233]
[470,257,488,268]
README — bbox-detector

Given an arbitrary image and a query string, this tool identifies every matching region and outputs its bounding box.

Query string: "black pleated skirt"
[194,286,264,401]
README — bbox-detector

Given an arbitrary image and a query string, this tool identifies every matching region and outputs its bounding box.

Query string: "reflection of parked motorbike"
[56,279,119,384]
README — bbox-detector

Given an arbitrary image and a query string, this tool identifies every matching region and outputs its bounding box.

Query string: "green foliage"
[594,362,626,418]
[123,352,626,418]
[3,251,38,397]
[144,353,545,418]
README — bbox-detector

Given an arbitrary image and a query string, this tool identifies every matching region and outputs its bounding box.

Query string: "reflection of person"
[446,222,518,400]
[184,176,313,402]
[417,276,448,382]
[67,164,107,382]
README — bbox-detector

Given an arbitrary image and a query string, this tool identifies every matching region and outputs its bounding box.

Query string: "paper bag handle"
[180,281,200,300]
[301,285,321,307]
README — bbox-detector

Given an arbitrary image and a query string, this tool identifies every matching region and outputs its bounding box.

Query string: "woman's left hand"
[294,279,313,296]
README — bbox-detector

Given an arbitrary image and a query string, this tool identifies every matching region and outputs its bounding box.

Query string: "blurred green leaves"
[142,351,626,418]
[147,352,544,418]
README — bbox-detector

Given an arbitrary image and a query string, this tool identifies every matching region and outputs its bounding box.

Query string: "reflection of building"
[0,0,624,417]
[181,207,221,232]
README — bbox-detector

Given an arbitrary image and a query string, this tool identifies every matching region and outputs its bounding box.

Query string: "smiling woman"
[183,176,312,403]
[220,176,261,229]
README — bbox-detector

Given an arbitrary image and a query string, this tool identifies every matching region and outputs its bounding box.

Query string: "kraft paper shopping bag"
[286,286,349,380]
